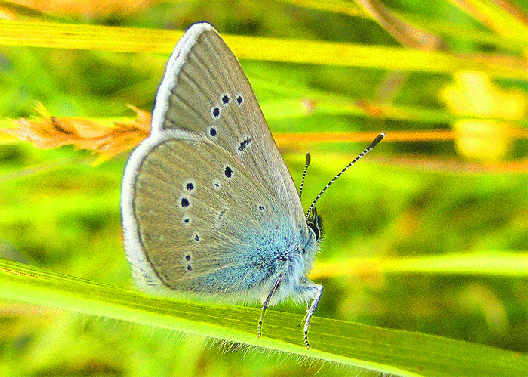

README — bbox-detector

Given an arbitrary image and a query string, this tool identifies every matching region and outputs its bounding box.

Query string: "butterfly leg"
[297,301,311,329]
[257,273,283,339]
[301,283,323,349]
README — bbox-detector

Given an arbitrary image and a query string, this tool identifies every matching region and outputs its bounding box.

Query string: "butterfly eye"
[221,94,230,104]
[307,208,323,241]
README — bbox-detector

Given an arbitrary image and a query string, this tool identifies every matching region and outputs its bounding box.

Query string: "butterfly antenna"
[299,152,311,198]
[305,132,385,219]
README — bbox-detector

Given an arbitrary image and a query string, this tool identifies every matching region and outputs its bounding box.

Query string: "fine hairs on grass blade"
[0,259,526,377]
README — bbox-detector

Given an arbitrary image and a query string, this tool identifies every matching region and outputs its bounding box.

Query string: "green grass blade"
[0,20,527,80]
[0,258,526,377]
[312,251,528,279]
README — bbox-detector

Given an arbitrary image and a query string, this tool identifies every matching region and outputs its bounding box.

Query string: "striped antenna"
[305,132,385,220]
[299,152,311,198]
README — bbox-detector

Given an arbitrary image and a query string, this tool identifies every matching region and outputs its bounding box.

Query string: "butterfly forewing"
[153,24,303,226]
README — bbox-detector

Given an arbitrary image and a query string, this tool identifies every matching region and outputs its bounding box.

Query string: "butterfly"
[121,21,383,349]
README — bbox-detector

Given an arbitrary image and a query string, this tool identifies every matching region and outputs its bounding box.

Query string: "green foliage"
[0,0,527,376]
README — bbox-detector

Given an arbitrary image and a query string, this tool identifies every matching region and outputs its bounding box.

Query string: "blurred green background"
[0,0,527,376]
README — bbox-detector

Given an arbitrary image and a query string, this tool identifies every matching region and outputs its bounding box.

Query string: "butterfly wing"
[151,23,303,222]
[122,23,312,301]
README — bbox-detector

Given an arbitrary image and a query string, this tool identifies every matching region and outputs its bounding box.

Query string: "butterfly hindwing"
[125,132,300,298]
